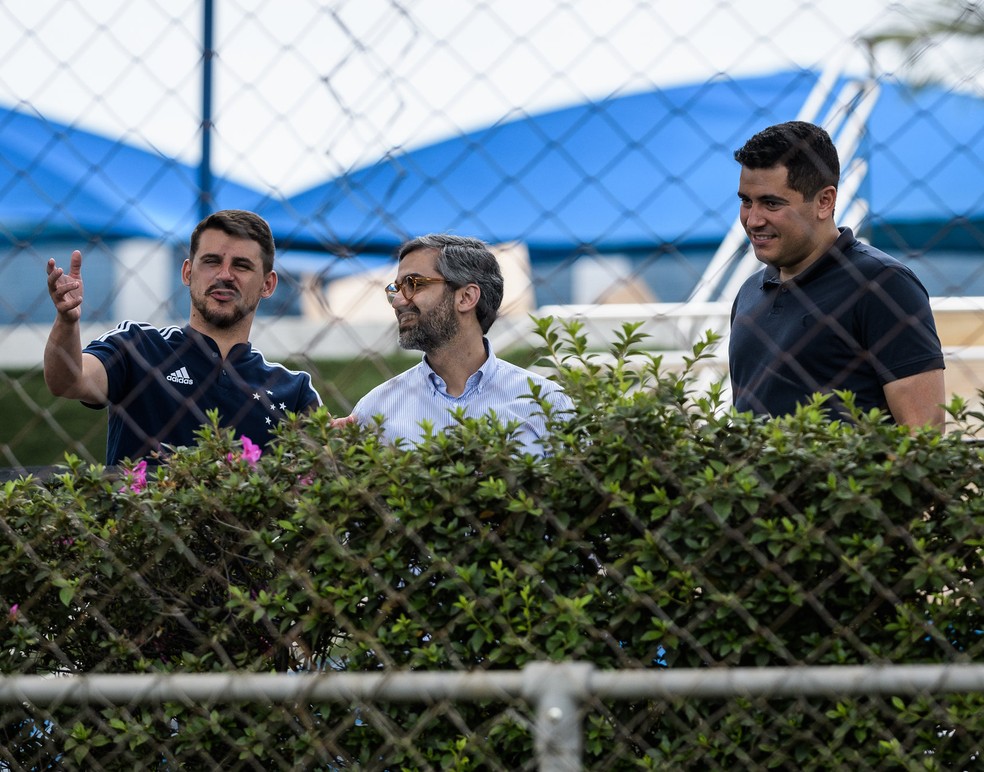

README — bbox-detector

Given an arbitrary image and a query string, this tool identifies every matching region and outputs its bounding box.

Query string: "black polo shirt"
[729,228,944,420]
[84,323,321,465]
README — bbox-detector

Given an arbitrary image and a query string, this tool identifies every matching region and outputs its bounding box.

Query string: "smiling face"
[390,247,460,352]
[737,164,838,280]
[182,228,277,334]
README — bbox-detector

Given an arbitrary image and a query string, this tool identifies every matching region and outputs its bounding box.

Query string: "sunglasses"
[384,275,448,303]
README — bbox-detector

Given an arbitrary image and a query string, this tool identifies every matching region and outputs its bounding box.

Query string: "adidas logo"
[166,366,194,385]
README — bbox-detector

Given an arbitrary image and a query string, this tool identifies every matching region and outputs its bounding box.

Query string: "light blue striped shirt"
[352,338,574,455]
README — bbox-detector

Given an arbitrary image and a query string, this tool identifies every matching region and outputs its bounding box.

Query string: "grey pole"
[523,662,593,772]
[198,0,215,222]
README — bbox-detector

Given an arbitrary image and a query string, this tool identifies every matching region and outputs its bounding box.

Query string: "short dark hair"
[189,210,276,273]
[734,121,840,200]
[398,234,504,334]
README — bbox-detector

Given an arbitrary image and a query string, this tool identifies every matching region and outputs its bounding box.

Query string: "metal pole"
[4,664,984,705]
[523,661,592,772]
[198,0,215,222]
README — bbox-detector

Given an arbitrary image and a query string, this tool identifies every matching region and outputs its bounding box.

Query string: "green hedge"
[2,320,983,770]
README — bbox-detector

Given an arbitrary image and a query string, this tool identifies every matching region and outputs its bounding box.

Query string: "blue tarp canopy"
[6,69,982,256]
[0,104,271,242]
[266,69,984,257]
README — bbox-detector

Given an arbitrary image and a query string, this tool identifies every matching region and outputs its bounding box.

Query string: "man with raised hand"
[45,209,321,465]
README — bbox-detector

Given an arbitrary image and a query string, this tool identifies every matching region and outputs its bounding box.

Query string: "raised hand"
[47,250,84,322]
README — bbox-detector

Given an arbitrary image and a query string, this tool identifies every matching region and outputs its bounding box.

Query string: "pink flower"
[227,436,262,468]
[119,459,148,493]
[242,436,262,466]
[8,604,19,620]
[297,473,314,487]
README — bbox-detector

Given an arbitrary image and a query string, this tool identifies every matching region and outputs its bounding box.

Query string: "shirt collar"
[422,337,497,395]
[182,325,253,361]
[762,227,855,288]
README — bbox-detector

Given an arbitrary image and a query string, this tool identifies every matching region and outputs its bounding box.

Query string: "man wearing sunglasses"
[337,233,573,455]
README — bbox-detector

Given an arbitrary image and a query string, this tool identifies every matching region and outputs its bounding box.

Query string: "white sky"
[0,0,924,196]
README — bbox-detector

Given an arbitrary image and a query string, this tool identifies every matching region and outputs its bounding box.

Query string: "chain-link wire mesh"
[2,1,984,768]
[2,0,984,468]
[3,384,984,769]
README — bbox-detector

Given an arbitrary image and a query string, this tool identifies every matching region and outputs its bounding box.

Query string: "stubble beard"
[191,284,254,330]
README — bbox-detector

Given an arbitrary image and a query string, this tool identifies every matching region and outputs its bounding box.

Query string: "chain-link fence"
[2,1,984,768]
[3,392,984,769]
[3,0,984,467]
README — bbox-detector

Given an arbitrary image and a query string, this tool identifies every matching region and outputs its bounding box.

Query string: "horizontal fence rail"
[7,663,984,706]
[4,664,984,771]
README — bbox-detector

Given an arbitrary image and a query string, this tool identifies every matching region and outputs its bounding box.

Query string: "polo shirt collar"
[761,227,856,288]
[182,326,253,361]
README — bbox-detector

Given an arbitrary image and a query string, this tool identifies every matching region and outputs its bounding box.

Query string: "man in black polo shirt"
[728,121,945,429]
[44,209,322,465]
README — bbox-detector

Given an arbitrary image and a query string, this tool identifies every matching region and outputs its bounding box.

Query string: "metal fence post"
[522,661,594,772]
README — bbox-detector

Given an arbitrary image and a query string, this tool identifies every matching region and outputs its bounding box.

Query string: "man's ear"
[456,283,481,313]
[261,270,278,299]
[817,185,837,221]
[181,259,192,287]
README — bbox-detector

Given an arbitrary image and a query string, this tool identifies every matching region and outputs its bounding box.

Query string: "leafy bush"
[1,320,983,770]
